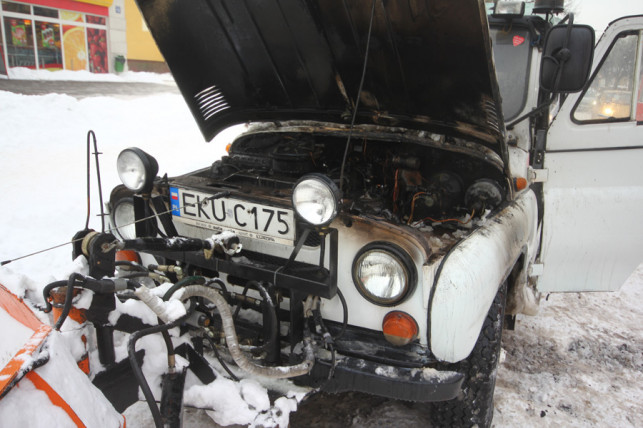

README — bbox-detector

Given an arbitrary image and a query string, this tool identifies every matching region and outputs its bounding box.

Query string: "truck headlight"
[112,197,136,240]
[117,147,158,193]
[352,243,416,306]
[292,174,341,227]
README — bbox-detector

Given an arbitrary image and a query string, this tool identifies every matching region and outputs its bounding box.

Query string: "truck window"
[573,31,641,123]
[490,27,532,121]
[638,46,643,122]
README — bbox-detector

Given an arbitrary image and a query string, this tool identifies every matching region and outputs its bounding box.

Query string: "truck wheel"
[428,282,506,428]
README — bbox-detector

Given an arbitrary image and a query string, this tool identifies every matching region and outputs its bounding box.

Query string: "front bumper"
[299,356,463,402]
[294,323,463,402]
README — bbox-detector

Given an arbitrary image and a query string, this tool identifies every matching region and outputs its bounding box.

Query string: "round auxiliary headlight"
[117,147,158,193]
[112,197,136,240]
[292,174,341,227]
[353,243,416,306]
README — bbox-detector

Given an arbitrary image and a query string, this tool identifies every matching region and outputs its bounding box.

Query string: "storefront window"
[34,6,58,19]
[62,25,86,70]
[1,4,107,73]
[0,23,6,75]
[60,10,84,23]
[36,21,61,69]
[2,1,30,14]
[4,17,35,68]
[87,27,107,73]
[86,15,106,26]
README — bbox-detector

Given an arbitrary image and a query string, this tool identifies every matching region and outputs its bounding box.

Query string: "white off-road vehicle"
[83,0,641,426]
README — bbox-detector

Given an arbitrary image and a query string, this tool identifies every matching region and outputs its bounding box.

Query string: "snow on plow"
[0,283,125,427]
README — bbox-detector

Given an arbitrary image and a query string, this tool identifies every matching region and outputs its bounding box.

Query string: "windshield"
[490,27,532,121]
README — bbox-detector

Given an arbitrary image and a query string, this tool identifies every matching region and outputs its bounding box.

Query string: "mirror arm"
[506,98,554,130]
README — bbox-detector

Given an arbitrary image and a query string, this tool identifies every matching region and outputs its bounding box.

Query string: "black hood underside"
[137,0,505,156]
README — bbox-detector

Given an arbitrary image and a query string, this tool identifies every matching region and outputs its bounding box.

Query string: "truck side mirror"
[540,24,595,93]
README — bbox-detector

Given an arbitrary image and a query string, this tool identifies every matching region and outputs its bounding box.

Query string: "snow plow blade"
[0,283,125,427]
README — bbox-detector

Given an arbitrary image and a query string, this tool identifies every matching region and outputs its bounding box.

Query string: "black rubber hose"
[158,298,195,366]
[127,310,192,428]
[42,280,68,313]
[205,278,230,302]
[232,286,249,321]
[203,333,239,382]
[118,272,152,280]
[312,306,336,380]
[53,273,84,330]
[162,276,206,301]
[43,277,112,315]
[334,288,348,340]
[115,260,149,272]
[247,281,278,361]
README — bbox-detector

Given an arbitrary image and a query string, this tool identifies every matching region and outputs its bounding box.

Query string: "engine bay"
[209,131,508,227]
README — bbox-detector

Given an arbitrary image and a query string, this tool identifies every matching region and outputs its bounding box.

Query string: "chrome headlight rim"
[352,242,417,307]
[117,147,158,193]
[291,173,341,227]
[111,196,137,240]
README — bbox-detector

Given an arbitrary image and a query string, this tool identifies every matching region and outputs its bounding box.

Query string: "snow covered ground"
[0,69,641,427]
[3,65,176,84]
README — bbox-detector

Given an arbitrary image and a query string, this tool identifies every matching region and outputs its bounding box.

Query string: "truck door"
[539,16,643,292]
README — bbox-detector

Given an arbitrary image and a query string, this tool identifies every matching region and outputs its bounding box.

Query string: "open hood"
[136,0,505,156]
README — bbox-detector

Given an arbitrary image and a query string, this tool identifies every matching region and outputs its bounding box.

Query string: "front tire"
[428,282,506,427]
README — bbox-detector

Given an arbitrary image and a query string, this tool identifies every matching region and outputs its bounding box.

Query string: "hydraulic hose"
[169,285,315,379]
[335,288,348,340]
[205,278,230,301]
[115,260,149,272]
[162,276,207,301]
[247,281,279,363]
[128,314,190,428]
[44,275,141,328]
[42,280,69,313]
[53,273,82,330]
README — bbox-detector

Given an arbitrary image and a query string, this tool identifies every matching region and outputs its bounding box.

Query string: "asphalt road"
[0,79,179,99]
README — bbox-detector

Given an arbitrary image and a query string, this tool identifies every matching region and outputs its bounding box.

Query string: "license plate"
[170,187,295,245]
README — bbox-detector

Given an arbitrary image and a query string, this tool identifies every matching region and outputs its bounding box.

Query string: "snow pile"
[0,332,123,427]
[0,89,229,285]
[7,67,175,85]
[0,308,35,370]
[183,378,302,427]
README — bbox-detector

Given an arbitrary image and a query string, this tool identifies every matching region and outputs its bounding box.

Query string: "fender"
[429,190,538,363]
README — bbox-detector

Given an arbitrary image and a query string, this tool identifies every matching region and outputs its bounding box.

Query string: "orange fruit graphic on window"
[63,27,87,70]
[60,11,84,22]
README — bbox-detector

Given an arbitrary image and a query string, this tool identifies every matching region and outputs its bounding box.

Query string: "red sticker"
[513,35,525,47]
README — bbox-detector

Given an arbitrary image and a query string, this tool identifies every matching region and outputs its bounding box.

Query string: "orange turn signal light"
[225,143,232,153]
[382,311,418,346]
[514,176,528,191]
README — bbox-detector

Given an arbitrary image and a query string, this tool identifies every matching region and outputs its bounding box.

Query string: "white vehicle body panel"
[541,16,643,292]
[430,190,538,362]
[174,214,434,344]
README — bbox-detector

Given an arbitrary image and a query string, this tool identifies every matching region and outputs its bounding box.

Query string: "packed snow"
[0,304,35,369]
[5,66,175,85]
[0,69,641,427]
